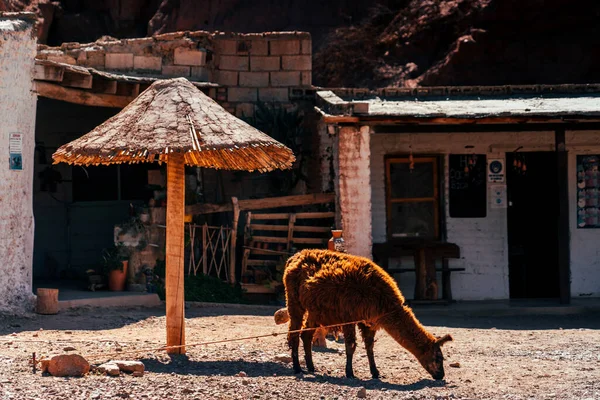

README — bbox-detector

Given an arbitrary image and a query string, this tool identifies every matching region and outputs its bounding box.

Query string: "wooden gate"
[187,223,232,282]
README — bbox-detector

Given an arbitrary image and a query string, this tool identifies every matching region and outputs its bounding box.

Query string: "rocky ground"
[0,304,599,399]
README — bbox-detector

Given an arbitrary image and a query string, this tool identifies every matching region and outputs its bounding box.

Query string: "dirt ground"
[0,304,599,400]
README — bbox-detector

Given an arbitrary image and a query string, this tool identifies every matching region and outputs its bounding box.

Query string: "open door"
[506,152,560,299]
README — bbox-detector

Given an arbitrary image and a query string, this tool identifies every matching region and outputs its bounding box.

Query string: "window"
[72,164,154,202]
[385,156,440,239]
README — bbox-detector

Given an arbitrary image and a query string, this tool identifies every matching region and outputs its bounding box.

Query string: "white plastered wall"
[0,16,38,312]
[369,130,600,300]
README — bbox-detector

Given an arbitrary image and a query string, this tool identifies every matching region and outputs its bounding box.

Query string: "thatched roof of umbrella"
[52,77,295,172]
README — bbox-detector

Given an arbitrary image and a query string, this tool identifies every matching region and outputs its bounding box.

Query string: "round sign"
[489,160,503,174]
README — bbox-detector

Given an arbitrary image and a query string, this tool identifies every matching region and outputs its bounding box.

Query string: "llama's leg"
[301,318,317,373]
[358,323,379,379]
[342,324,357,379]
[286,305,305,374]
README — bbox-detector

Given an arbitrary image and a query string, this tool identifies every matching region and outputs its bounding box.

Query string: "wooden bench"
[372,240,463,302]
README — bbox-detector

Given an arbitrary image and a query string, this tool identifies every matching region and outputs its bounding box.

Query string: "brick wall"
[369,130,600,300]
[337,126,372,259]
[36,31,314,118]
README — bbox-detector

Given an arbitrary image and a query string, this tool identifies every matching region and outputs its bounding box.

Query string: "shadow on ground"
[1,304,600,336]
[140,355,446,392]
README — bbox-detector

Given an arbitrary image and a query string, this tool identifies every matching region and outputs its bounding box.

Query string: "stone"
[237,371,247,377]
[161,65,191,77]
[450,362,461,368]
[282,55,311,71]
[132,371,144,377]
[269,40,300,55]
[174,48,206,66]
[214,71,238,86]
[133,56,162,72]
[301,39,312,55]
[228,88,257,102]
[44,354,90,377]
[258,88,289,102]
[242,378,250,385]
[250,56,281,72]
[301,71,312,86]
[191,66,209,81]
[47,54,77,65]
[273,354,292,363]
[63,346,77,352]
[113,360,145,373]
[239,72,269,87]
[218,55,249,71]
[249,40,269,56]
[214,39,237,55]
[357,387,367,398]
[97,362,120,376]
[105,53,134,70]
[270,71,300,87]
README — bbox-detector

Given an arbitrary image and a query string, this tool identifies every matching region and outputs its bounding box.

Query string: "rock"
[132,371,144,377]
[357,387,367,398]
[44,354,90,377]
[449,362,461,368]
[242,379,250,385]
[112,360,145,373]
[273,354,292,363]
[63,346,77,352]
[97,363,120,377]
[237,371,248,377]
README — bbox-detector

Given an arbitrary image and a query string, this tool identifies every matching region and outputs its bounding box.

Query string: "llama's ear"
[437,334,453,346]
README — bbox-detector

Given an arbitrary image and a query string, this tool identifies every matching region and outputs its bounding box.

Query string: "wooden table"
[372,239,462,302]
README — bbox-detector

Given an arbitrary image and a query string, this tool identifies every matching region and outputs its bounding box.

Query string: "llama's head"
[418,334,453,380]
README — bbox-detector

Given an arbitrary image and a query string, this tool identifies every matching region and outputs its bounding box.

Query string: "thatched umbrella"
[53,77,295,354]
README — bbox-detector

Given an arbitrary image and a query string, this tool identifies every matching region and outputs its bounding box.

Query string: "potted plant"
[102,245,130,291]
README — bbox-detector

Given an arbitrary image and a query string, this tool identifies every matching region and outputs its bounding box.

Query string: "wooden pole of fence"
[202,223,208,275]
[230,197,240,284]
[165,152,186,355]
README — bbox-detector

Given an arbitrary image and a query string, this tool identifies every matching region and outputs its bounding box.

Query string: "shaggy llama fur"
[282,249,453,380]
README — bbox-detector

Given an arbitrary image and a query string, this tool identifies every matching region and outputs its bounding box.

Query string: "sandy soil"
[0,304,599,400]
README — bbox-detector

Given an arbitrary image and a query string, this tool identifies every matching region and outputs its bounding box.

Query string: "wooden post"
[166,152,186,354]
[36,288,59,315]
[555,128,571,304]
[229,197,240,284]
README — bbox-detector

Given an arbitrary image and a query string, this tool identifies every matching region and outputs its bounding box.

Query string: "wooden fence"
[187,223,232,282]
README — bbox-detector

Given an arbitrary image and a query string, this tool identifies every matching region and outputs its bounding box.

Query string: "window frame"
[385,155,441,240]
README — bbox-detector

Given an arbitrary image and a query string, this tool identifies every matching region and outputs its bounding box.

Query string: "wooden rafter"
[33,58,219,108]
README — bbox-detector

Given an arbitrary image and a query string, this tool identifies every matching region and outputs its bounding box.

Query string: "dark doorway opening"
[506,151,560,299]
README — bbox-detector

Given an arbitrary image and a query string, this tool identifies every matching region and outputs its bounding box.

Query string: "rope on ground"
[83,317,372,363]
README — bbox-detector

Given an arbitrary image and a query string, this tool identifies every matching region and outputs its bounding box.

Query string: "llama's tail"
[274,307,289,324]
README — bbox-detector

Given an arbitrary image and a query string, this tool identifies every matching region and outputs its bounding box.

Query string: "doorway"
[506,151,560,299]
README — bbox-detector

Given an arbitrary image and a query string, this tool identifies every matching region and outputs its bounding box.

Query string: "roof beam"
[34,81,134,108]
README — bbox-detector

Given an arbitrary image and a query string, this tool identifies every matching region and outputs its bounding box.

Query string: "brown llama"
[282,248,453,380]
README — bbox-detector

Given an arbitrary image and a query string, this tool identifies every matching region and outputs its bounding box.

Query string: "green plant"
[243,104,311,195]
[101,244,130,273]
[153,259,246,304]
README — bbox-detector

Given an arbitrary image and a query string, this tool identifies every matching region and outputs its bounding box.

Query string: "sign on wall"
[576,155,600,228]
[490,184,507,209]
[488,158,505,183]
[8,132,23,171]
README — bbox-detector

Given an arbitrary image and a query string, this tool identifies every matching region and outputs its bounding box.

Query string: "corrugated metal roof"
[316,90,600,120]
[362,95,600,118]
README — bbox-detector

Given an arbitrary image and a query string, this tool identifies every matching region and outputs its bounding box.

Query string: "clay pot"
[108,261,128,291]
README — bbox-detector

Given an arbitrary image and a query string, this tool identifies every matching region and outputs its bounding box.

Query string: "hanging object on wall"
[511,147,527,176]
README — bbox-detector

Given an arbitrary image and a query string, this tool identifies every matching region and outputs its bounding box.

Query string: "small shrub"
[153,259,246,304]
